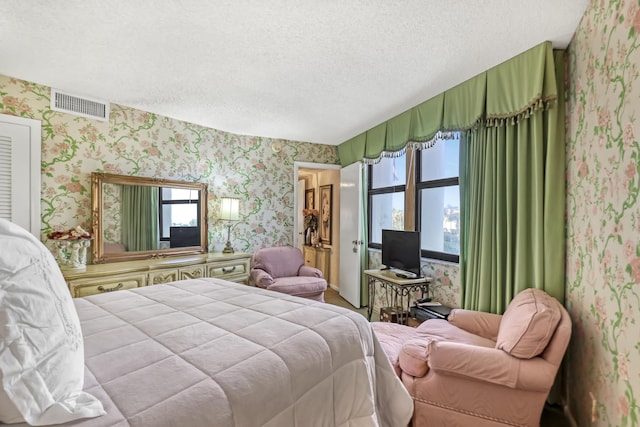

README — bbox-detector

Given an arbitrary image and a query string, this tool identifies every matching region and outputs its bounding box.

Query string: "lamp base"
[222,241,235,254]
[223,223,234,253]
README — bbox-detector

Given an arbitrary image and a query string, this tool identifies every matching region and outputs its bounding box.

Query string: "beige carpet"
[324,287,379,321]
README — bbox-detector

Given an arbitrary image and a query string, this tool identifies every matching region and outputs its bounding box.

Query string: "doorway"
[294,162,341,289]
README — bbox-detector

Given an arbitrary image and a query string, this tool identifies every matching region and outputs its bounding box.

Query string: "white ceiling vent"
[51,89,110,121]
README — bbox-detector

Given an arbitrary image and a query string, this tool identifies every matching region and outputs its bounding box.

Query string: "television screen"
[381,229,422,278]
[169,226,200,248]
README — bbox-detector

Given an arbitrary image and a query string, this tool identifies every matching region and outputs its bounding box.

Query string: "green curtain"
[459,50,565,312]
[360,163,369,305]
[338,41,565,313]
[121,185,159,252]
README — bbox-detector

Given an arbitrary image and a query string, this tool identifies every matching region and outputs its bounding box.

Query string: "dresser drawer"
[148,269,180,285]
[179,264,206,280]
[206,259,249,282]
[302,246,316,267]
[68,273,147,298]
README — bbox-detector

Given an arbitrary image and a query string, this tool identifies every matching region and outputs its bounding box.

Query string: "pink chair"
[372,288,571,427]
[249,246,327,302]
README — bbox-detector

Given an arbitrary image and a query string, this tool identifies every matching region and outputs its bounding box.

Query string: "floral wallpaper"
[102,182,122,244]
[0,74,339,255]
[566,0,640,425]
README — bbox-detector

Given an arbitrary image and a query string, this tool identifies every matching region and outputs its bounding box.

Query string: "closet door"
[0,114,41,236]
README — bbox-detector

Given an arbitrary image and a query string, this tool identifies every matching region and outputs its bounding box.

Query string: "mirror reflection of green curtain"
[121,185,159,252]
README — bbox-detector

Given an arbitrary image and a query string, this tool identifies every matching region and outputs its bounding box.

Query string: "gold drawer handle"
[222,266,236,273]
[97,283,124,293]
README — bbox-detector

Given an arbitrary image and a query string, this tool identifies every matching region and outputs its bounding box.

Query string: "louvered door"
[0,114,41,236]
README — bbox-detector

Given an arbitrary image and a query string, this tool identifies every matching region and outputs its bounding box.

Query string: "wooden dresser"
[302,246,330,280]
[61,252,252,297]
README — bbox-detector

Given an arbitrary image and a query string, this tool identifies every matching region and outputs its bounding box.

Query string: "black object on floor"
[410,304,453,320]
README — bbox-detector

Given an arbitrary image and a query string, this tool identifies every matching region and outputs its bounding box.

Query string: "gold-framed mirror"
[91,172,208,263]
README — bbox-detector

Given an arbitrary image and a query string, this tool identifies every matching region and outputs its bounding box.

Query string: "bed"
[0,220,412,427]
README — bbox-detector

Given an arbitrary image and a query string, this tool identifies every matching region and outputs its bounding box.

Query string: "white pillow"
[0,219,105,425]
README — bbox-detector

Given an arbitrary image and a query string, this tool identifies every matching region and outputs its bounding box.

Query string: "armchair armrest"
[299,265,322,278]
[250,269,274,289]
[448,309,502,341]
[428,341,556,392]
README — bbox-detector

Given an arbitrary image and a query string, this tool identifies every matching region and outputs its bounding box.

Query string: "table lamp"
[219,197,240,253]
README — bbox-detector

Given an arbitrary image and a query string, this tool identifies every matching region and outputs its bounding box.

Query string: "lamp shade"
[219,197,240,221]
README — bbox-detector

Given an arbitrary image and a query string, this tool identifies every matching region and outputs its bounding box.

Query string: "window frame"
[415,151,460,263]
[367,138,460,264]
[367,163,406,250]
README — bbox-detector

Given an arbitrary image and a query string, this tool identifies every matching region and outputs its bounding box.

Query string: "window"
[368,155,406,248]
[367,133,460,263]
[416,135,460,263]
[159,187,200,241]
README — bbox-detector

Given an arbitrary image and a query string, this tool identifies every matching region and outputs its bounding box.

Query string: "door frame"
[293,161,341,249]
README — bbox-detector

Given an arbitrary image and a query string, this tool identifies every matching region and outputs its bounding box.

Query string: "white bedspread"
[8,278,412,427]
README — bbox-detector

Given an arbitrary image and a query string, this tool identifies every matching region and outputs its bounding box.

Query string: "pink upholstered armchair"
[372,288,571,427]
[249,246,327,302]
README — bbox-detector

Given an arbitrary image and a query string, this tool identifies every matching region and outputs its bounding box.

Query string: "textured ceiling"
[0,1,589,145]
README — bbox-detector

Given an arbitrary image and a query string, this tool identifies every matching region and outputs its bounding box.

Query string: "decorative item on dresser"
[61,252,251,297]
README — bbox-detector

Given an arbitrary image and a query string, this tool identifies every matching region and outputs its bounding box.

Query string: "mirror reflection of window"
[160,188,200,243]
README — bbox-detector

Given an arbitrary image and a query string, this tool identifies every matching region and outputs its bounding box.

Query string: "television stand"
[364,269,432,324]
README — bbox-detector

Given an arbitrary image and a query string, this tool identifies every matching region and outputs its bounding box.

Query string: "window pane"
[162,187,198,201]
[420,185,460,255]
[370,192,404,244]
[161,204,198,237]
[371,155,406,189]
[420,136,459,181]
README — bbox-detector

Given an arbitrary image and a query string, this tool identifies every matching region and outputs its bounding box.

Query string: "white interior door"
[339,161,362,308]
[0,114,41,236]
[297,179,305,249]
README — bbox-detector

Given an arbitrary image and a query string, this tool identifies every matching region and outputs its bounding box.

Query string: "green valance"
[443,73,486,130]
[337,41,559,166]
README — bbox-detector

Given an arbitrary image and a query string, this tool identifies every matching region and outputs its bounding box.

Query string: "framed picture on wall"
[305,188,315,210]
[320,184,332,245]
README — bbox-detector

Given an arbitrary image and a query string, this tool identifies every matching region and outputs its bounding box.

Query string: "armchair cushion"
[429,341,558,392]
[250,268,274,289]
[496,288,561,359]
[267,276,327,297]
[448,308,503,341]
[398,338,433,378]
[399,319,496,378]
[299,265,322,278]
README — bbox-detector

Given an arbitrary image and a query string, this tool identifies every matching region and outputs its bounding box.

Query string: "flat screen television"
[381,229,422,278]
[169,226,200,248]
